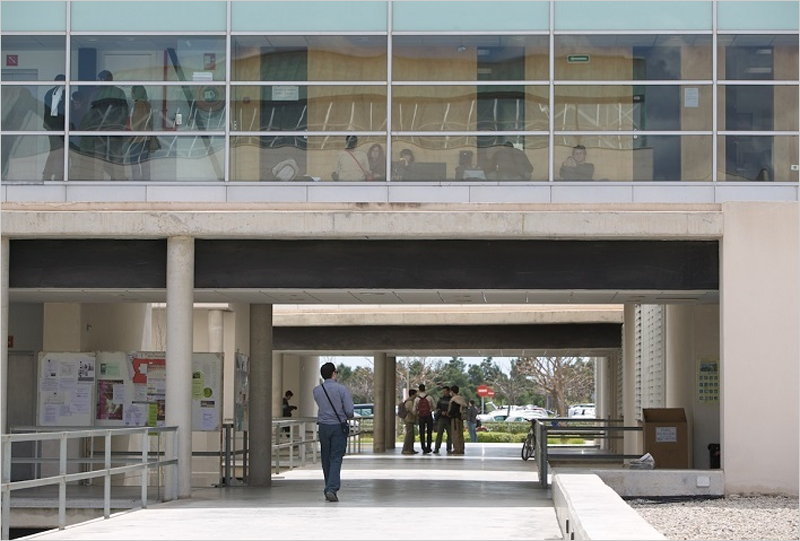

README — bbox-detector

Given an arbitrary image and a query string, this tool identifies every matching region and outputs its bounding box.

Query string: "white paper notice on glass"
[684,87,699,108]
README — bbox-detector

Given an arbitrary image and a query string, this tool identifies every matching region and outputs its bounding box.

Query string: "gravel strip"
[628,495,799,540]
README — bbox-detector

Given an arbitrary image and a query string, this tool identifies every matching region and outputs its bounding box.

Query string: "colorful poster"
[96,379,124,420]
[697,358,720,404]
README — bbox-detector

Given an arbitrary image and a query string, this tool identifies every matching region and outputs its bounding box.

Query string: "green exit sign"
[567,54,590,63]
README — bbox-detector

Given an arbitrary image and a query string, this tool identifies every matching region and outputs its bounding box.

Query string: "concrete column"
[665,304,696,467]
[666,304,721,469]
[165,236,194,499]
[272,353,284,416]
[1,237,8,433]
[622,304,641,459]
[385,355,397,449]
[720,202,798,495]
[373,353,387,452]
[207,310,224,353]
[248,304,273,486]
[299,356,319,417]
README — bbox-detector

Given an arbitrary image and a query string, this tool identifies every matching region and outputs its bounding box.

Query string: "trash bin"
[708,443,720,469]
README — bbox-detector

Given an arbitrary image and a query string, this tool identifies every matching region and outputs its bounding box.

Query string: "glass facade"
[1,0,797,183]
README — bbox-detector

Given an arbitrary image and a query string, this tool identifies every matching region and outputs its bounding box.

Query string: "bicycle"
[521,418,536,461]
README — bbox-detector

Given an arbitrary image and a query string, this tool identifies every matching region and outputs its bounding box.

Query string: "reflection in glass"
[231,86,387,132]
[232,36,387,81]
[555,85,713,131]
[554,136,712,181]
[718,35,799,81]
[70,36,227,81]
[0,36,66,81]
[69,135,224,181]
[392,85,548,133]
[719,85,799,131]
[1,135,50,182]
[718,135,799,182]
[555,35,712,81]
[393,35,548,81]
[391,136,548,181]
[1,85,51,132]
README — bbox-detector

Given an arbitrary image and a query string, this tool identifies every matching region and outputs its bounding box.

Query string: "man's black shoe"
[325,491,339,502]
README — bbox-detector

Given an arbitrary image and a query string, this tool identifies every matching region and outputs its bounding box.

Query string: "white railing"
[1,426,178,540]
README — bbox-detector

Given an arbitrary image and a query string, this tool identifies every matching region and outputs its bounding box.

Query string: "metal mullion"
[228,81,386,86]
[63,0,72,183]
[387,0,393,180]
[712,0,718,182]
[549,0,555,182]
[554,80,714,86]
[225,0,231,182]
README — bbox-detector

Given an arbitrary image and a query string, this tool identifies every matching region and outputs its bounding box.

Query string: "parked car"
[504,408,552,422]
[568,403,596,419]
[476,408,513,423]
[353,403,374,417]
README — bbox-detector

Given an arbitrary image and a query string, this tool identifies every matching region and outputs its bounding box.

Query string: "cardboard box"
[642,408,688,469]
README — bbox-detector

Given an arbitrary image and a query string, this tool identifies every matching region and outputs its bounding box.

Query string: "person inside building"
[559,144,595,181]
[489,140,534,181]
[333,135,372,181]
[367,143,386,181]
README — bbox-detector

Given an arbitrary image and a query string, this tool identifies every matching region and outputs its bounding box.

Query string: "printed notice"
[655,426,678,443]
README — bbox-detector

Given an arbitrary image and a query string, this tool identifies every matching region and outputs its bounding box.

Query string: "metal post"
[224,423,232,487]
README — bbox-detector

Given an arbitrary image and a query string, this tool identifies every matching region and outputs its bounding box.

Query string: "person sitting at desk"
[559,144,595,181]
[391,148,416,181]
[489,141,533,181]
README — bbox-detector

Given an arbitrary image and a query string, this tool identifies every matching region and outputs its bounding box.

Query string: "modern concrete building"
[1,0,798,506]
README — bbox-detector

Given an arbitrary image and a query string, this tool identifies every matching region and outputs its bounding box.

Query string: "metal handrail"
[1,426,178,540]
[535,419,643,488]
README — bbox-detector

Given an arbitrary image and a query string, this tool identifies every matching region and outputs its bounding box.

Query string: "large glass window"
[393,35,548,81]
[392,85,548,132]
[70,36,227,82]
[70,135,225,182]
[555,136,712,182]
[554,85,713,131]
[554,35,712,81]
[232,36,387,81]
[718,35,799,81]
[717,135,799,182]
[231,85,386,132]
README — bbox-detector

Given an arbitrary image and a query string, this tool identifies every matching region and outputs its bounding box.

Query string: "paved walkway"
[21,443,563,540]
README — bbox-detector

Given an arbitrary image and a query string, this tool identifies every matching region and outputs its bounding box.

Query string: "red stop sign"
[486,389,495,397]
[476,385,489,396]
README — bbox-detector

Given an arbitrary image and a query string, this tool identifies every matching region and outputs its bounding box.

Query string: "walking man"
[312,362,355,502]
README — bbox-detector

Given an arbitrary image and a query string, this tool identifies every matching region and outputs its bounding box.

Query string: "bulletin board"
[38,350,223,431]
[37,352,97,427]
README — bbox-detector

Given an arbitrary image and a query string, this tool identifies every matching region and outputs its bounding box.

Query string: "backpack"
[417,395,432,417]
[397,399,408,419]
[449,400,462,419]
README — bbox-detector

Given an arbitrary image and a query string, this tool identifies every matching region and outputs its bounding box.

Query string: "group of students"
[399,384,480,456]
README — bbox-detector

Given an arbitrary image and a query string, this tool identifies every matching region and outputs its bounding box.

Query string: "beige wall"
[720,202,799,495]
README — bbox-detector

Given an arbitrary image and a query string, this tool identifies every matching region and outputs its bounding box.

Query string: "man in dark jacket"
[432,386,452,454]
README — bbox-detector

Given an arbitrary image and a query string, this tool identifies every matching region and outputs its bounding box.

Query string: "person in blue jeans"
[312,362,355,502]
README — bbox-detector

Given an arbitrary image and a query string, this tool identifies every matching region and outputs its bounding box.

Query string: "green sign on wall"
[567,54,591,63]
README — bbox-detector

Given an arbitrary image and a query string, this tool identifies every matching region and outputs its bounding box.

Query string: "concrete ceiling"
[7,287,719,305]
